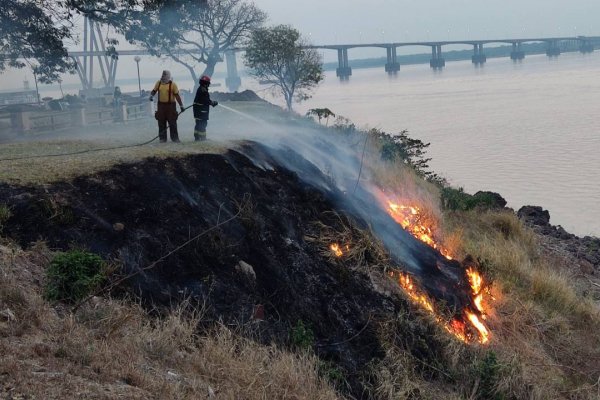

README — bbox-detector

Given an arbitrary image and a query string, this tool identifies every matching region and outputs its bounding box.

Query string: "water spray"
[218,103,267,125]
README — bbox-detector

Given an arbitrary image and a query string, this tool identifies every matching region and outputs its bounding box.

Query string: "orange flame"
[385,198,492,344]
[330,243,343,257]
[387,202,452,260]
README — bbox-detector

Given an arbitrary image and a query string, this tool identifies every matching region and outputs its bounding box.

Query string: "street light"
[134,56,142,98]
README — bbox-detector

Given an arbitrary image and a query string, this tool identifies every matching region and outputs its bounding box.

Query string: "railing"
[3,102,153,135]
[28,110,73,132]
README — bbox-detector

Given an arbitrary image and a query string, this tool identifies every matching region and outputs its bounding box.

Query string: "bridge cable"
[0,135,160,162]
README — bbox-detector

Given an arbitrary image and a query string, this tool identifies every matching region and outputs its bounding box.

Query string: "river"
[290,52,600,237]
[25,51,600,236]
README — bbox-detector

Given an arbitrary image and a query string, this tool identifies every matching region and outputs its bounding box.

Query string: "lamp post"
[32,70,40,105]
[134,56,142,97]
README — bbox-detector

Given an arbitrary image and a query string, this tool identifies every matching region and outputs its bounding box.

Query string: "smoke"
[213,103,474,311]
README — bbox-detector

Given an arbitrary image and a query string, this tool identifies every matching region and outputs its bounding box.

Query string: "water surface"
[294,53,600,236]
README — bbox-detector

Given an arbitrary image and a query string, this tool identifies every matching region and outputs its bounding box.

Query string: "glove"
[149,96,154,102]
[212,101,218,107]
[179,105,185,113]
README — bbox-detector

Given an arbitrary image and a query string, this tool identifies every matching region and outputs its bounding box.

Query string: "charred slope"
[0,146,418,397]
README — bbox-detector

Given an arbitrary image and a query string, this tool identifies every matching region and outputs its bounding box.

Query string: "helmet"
[200,75,211,85]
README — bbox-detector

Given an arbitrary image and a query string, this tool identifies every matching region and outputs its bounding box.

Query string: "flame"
[466,312,490,344]
[387,202,452,260]
[385,198,492,344]
[330,243,343,257]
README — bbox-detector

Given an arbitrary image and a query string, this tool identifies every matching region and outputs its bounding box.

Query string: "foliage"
[370,128,446,185]
[244,25,324,111]
[471,351,504,400]
[0,1,73,83]
[318,360,347,388]
[0,204,12,231]
[123,0,265,85]
[307,108,336,126]
[1,1,207,83]
[441,187,500,211]
[291,320,314,351]
[45,250,106,302]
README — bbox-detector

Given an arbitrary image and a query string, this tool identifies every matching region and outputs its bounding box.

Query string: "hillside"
[0,98,599,399]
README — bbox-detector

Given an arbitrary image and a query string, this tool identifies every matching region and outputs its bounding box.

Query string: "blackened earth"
[1,144,444,398]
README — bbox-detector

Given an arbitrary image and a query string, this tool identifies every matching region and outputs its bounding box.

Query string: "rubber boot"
[194,130,207,141]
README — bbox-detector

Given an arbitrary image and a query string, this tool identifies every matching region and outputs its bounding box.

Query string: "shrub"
[472,351,503,400]
[291,320,314,351]
[45,250,106,302]
[0,203,11,231]
[441,188,502,211]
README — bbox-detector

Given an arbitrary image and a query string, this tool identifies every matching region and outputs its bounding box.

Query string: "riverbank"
[0,96,598,399]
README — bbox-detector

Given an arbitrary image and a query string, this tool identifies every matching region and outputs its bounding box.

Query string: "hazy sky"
[2,0,599,92]
[254,0,600,43]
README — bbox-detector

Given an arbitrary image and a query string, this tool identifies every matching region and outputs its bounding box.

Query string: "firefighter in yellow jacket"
[150,70,184,143]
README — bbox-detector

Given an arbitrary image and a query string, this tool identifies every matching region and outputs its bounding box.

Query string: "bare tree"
[244,25,324,111]
[125,0,266,89]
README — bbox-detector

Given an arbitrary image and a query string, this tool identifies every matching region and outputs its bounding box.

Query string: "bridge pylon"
[471,43,486,65]
[510,42,525,61]
[336,48,352,80]
[430,45,445,69]
[385,46,400,74]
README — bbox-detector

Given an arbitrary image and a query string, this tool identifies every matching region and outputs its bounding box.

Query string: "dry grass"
[0,136,225,185]
[306,211,390,269]
[440,210,600,399]
[0,241,340,399]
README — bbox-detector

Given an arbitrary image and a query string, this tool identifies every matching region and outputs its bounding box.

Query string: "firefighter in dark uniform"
[193,75,218,141]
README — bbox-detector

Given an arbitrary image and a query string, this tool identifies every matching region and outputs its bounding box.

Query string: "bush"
[0,203,11,231]
[441,188,503,211]
[291,320,314,351]
[472,351,503,400]
[45,250,106,302]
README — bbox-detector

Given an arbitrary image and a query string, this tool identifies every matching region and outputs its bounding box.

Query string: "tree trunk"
[202,50,221,78]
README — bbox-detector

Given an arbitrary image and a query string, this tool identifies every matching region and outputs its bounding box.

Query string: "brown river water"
[292,52,600,237]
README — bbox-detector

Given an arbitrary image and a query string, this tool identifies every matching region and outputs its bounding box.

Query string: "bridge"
[69,19,600,94]
[310,36,600,79]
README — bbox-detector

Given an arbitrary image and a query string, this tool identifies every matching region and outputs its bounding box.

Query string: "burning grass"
[441,209,600,398]
[0,241,339,399]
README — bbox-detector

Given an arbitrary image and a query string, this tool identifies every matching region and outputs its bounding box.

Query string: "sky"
[2,0,600,93]
[254,0,600,43]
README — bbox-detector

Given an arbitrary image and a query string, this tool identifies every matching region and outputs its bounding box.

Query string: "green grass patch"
[45,249,107,303]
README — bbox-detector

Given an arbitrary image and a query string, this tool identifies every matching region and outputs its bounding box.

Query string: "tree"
[0,1,73,83]
[307,108,335,126]
[0,0,207,83]
[244,25,324,111]
[123,0,265,89]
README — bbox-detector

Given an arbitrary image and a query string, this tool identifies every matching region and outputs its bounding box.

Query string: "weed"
[0,203,12,230]
[45,249,106,302]
[291,319,314,351]
[318,360,347,388]
[471,351,503,400]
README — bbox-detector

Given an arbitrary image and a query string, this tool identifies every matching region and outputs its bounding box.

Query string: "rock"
[473,191,507,209]
[517,206,550,226]
[235,260,256,282]
[113,222,125,232]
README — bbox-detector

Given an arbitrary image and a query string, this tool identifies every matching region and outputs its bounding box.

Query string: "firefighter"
[193,75,218,141]
[150,70,184,143]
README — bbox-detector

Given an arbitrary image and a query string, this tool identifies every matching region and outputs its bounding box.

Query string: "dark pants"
[156,102,179,142]
[194,119,208,140]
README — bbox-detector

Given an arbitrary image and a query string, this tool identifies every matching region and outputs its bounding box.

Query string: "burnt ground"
[0,143,424,398]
